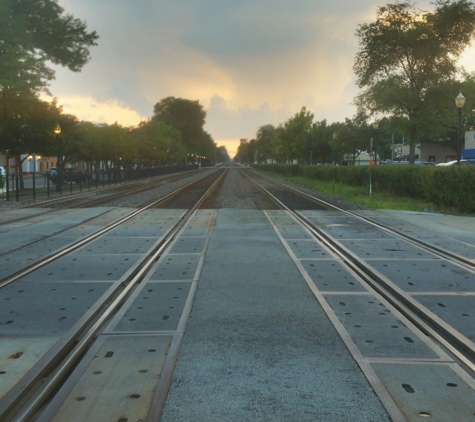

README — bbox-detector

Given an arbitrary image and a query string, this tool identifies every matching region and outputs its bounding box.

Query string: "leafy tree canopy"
[0,0,99,92]
[354,0,475,162]
[152,96,207,153]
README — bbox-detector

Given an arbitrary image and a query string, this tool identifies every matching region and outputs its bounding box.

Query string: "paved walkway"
[161,210,391,421]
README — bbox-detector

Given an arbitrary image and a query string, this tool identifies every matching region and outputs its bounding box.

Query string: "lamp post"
[455,92,466,164]
[372,122,379,164]
[33,154,39,199]
[54,125,62,192]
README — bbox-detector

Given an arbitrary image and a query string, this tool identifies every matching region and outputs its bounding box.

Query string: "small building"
[462,131,475,159]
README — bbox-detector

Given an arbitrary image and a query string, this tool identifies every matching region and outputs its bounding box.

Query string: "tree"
[133,120,184,167]
[235,138,257,164]
[354,0,475,163]
[216,145,230,163]
[0,93,62,177]
[0,0,99,93]
[152,97,207,154]
[255,124,275,163]
[271,107,314,163]
[330,114,371,164]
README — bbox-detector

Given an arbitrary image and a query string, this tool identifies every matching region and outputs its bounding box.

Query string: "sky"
[47,0,474,157]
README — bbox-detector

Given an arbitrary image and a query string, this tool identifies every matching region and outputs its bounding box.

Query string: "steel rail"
[0,169,221,290]
[248,168,475,270]
[17,168,206,210]
[7,168,226,422]
[243,171,475,375]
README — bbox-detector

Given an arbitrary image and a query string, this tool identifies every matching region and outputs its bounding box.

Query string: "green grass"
[262,171,443,213]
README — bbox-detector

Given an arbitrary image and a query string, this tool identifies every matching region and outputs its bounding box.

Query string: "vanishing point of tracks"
[2,165,475,421]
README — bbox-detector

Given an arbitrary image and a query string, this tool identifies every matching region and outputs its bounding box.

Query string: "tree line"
[236,0,475,165]
[0,0,229,176]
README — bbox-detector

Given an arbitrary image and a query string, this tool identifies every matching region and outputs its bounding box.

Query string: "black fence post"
[15,173,19,201]
[32,171,36,200]
[6,172,9,201]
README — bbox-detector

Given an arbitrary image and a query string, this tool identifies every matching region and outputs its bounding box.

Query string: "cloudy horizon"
[46,0,472,156]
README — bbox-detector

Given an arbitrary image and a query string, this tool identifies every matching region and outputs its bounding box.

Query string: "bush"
[254,163,475,213]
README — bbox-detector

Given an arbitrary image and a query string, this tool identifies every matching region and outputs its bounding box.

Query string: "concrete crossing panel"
[370,260,475,292]
[17,255,140,283]
[148,255,201,281]
[111,282,192,332]
[324,294,439,359]
[0,282,113,335]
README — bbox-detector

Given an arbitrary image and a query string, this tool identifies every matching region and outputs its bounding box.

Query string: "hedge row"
[254,164,475,214]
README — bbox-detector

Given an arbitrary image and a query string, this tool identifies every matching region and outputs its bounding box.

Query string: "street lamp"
[455,92,466,164]
[54,125,61,192]
[372,122,379,164]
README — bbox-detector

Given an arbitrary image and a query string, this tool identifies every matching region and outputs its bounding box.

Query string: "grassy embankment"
[261,170,466,215]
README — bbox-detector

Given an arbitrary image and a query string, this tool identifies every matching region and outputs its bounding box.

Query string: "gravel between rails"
[247,168,370,211]
[211,169,259,209]
[0,167,369,211]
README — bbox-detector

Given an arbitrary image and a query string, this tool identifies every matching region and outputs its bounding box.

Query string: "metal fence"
[0,165,199,202]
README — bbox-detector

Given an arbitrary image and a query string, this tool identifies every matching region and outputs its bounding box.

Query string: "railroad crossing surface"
[1,207,475,421]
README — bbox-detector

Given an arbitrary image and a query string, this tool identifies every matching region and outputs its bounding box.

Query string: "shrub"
[254,163,475,213]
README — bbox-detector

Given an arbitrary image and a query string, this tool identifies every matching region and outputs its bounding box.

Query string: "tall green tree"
[0,0,98,93]
[354,0,475,163]
[330,114,371,164]
[133,120,184,167]
[255,124,275,163]
[272,107,314,163]
[152,97,207,154]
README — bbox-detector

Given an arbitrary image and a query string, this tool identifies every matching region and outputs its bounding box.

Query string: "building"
[462,131,475,159]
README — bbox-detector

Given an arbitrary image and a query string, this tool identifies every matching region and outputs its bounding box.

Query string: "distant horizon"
[47,0,475,157]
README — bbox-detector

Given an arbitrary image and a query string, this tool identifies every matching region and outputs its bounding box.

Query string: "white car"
[436,159,475,166]
[0,166,6,177]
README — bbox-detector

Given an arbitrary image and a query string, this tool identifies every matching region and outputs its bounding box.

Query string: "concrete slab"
[147,254,201,281]
[169,236,207,254]
[0,337,60,400]
[286,239,333,259]
[0,254,44,279]
[300,260,368,292]
[43,335,172,422]
[299,211,396,240]
[0,208,49,225]
[0,209,113,254]
[0,282,113,335]
[358,210,475,246]
[372,363,475,421]
[415,295,475,342]
[17,254,141,283]
[109,282,192,332]
[340,239,438,260]
[179,210,215,238]
[4,237,78,256]
[103,209,185,238]
[370,259,475,292]
[162,210,391,422]
[324,294,439,359]
[74,237,158,255]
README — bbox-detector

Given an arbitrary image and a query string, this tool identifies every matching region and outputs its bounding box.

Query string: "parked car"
[381,160,435,165]
[47,167,91,184]
[436,159,475,166]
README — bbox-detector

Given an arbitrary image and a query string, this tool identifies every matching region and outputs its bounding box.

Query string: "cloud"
[50,0,474,155]
[53,95,147,127]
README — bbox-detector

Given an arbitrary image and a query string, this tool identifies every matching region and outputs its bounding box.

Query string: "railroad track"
[17,168,209,210]
[0,168,227,422]
[242,167,475,421]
